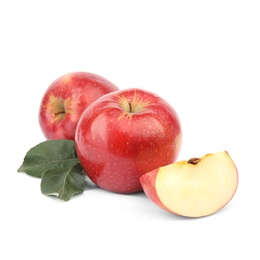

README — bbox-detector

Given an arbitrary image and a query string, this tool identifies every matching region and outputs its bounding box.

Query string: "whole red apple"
[38,71,119,140]
[75,88,182,193]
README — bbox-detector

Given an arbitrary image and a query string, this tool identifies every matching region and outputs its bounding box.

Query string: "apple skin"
[138,168,169,212]
[38,71,119,140]
[139,151,239,217]
[75,88,182,194]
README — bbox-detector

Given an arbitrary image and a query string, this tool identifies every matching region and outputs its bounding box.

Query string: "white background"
[1,0,259,259]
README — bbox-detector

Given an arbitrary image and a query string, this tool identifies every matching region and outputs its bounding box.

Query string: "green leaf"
[17,140,80,178]
[41,164,86,201]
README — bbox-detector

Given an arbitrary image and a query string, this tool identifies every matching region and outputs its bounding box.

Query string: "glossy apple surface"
[140,151,239,217]
[75,88,182,193]
[38,71,119,140]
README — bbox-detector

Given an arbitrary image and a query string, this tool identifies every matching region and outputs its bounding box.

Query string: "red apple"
[75,88,182,193]
[38,71,119,140]
[139,151,239,217]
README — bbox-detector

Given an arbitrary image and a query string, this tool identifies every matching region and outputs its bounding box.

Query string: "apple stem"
[127,99,132,113]
[188,157,201,165]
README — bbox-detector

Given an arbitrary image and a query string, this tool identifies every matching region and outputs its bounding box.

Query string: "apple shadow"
[84,176,98,191]
[81,178,234,220]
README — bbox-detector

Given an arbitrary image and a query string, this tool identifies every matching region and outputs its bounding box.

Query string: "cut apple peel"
[139,151,238,218]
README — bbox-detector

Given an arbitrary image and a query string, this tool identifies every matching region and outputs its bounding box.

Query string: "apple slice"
[139,151,238,218]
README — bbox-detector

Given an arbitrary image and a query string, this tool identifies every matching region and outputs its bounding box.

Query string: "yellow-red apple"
[38,71,119,140]
[140,151,238,217]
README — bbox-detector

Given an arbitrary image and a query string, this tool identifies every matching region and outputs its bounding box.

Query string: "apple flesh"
[139,151,238,217]
[75,88,182,194]
[38,71,119,140]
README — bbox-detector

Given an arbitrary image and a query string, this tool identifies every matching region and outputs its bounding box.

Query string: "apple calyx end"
[188,157,201,165]
[46,94,71,122]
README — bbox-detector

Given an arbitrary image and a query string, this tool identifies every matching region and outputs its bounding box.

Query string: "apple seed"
[188,157,201,165]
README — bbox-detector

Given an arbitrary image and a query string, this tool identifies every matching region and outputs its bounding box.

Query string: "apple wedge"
[139,151,238,218]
